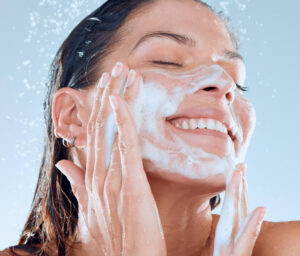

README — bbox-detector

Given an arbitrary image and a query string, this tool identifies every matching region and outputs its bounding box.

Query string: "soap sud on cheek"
[128,64,243,180]
[232,92,256,163]
[142,138,235,180]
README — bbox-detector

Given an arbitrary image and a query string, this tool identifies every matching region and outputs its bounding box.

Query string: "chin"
[143,158,228,192]
[141,136,238,186]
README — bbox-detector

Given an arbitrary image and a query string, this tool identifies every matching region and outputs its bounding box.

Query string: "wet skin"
[18,0,299,256]
[76,0,255,254]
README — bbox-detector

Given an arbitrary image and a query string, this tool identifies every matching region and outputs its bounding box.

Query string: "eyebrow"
[130,31,245,63]
[223,50,245,63]
[130,31,196,53]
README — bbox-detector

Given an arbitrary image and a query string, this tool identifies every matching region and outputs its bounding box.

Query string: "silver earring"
[54,128,59,138]
[62,136,76,148]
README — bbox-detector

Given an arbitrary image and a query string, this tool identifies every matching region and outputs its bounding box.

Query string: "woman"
[1,0,300,255]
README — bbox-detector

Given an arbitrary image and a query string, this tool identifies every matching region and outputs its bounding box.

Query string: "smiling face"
[98,0,256,184]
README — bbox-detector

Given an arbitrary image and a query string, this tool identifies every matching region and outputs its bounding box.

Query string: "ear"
[52,87,89,148]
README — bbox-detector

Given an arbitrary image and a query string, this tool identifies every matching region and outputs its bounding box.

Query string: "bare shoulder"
[0,248,31,256]
[0,245,40,256]
[253,220,300,256]
[0,248,28,256]
[0,248,13,256]
[212,215,300,256]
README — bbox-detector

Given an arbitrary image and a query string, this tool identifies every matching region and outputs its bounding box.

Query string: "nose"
[202,79,235,104]
[191,67,235,104]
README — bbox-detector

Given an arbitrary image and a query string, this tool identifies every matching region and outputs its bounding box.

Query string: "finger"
[92,62,129,196]
[234,168,243,237]
[110,96,166,255]
[229,170,243,240]
[85,73,109,193]
[240,164,248,223]
[103,136,122,254]
[235,163,247,228]
[214,170,243,250]
[102,70,140,207]
[56,160,88,212]
[123,69,143,103]
[104,136,122,199]
[102,72,140,254]
[233,207,266,255]
[109,95,148,194]
[104,135,122,205]
[110,94,163,220]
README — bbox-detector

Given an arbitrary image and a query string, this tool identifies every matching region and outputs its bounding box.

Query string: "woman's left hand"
[211,164,266,256]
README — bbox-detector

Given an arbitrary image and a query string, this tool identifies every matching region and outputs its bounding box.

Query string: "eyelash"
[151,60,183,67]
[152,60,248,92]
[236,84,248,92]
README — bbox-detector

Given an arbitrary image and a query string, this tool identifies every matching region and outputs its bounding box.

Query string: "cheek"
[142,71,190,91]
[233,96,256,143]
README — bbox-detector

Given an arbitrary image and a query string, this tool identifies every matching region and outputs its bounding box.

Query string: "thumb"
[55,160,87,207]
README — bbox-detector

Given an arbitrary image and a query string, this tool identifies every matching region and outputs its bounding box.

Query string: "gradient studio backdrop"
[0,0,299,249]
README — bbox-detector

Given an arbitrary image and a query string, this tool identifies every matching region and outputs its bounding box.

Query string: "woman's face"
[93,0,255,184]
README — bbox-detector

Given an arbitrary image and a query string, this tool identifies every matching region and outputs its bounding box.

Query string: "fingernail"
[112,62,123,77]
[256,208,267,233]
[98,72,110,88]
[109,95,119,111]
[260,207,267,219]
[126,69,137,87]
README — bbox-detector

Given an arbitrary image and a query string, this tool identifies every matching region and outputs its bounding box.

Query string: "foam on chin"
[128,64,244,180]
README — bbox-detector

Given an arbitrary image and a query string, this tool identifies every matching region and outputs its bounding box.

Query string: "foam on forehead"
[129,64,238,180]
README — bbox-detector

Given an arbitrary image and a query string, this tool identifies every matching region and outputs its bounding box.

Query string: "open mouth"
[167,117,237,142]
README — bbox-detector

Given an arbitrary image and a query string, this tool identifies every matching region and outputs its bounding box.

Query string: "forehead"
[121,0,234,50]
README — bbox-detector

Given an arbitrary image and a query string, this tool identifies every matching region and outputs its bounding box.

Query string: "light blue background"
[0,0,299,249]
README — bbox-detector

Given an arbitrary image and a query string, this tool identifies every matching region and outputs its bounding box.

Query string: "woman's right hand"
[55,62,167,256]
[212,164,266,256]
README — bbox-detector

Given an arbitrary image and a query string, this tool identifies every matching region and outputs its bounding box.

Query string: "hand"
[55,62,167,256]
[212,164,266,256]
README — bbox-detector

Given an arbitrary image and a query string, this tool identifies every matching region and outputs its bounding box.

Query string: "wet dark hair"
[9,0,223,255]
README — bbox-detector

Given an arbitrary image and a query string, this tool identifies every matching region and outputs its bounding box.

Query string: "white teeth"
[182,121,189,130]
[232,126,238,136]
[198,119,206,129]
[222,125,227,134]
[206,119,215,130]
[216,121,224,133]
[172,118,230,135]
[190,119,198,129]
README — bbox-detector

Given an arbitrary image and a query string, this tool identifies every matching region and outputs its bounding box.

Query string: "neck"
[146,172,217,256]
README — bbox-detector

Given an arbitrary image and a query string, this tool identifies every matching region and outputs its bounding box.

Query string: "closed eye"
[151,60,183,67]
[152,61,247,92]
[236,83,248,92]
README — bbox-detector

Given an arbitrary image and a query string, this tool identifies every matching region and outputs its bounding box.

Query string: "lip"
[166,107,237,141]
